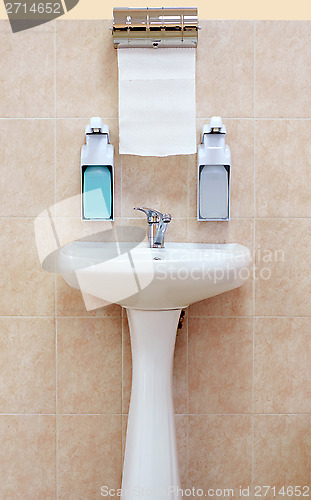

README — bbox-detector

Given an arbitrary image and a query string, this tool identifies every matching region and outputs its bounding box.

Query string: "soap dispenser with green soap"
[81,117,114,221]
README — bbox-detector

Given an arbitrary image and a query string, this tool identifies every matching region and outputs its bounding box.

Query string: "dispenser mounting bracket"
[81,117,114,222]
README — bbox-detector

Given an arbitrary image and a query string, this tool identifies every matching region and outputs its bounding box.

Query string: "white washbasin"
[57,239,251,499]
[58,241,251,310]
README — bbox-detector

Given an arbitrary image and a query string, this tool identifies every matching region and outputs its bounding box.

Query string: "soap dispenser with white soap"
[81,117,114,221]
[197,116,231,221]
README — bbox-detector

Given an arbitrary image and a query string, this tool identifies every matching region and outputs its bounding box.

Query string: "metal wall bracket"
[112,7,199,48]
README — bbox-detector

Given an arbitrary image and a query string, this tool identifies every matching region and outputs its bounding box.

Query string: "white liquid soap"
[199,165,229,220]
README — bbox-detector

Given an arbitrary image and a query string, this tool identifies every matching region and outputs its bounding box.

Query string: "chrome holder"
[112,7,199,48]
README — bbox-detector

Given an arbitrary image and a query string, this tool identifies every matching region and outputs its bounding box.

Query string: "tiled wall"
[1,18,311,499]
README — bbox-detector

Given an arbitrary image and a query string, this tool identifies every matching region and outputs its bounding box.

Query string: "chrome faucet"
[134,207,171,248]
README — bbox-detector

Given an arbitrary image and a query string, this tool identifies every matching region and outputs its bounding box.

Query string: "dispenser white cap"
[85,117,109,137]
[202,116,226,136]
[210,116,223,129]
[81,119,114,168]
[90,117,103,129]
[199,117,230,167]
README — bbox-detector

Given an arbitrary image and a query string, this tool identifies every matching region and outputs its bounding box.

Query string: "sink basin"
[57,238,251,500]
[58,241,251,310]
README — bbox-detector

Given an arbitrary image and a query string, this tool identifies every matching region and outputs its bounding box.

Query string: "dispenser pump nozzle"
[85,117,110,139]
[202,116,226,136]
[210,116,223,130]
[90,117,103,132]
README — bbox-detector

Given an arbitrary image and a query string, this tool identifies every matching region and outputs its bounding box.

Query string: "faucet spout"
[153,214,172,248]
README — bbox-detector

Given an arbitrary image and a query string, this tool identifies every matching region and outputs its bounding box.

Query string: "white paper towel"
[118,48,196,157]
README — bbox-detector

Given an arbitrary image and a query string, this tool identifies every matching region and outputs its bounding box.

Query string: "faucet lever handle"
[133,206,163,222]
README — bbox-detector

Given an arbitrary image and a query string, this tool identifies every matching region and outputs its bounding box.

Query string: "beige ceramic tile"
[122,315,132,414]
[0,20,11,33]
[0,120,54,217]
[173,320,188,414]
[0,219,55,316]
[58,415,122,499]
[254,415,311,497]
[197,21,254,118]
[0,32,54,117]
[188,416,252,494]
[122,312,187,414]
[255,219,311,316]
[0,415,56,499]
[57,318,122,414]
[255,318,311,414]
[122,155,189,218]
[56,21,118,118]
[176,415,188,488]
[121,413,127,461]
[187,208,254,244]
[0,318,55,413]
[55,118,121,217]
[56,275,122,317]
[0,19,55,33]
[189,318,253,414]
[121,414,188,489]
[51,216,121,246]
[188,219,254,316]
[34,210,58,273]
[192,119,254,219]
[256,120,311,217]
[256,21,311,118]
[188,284,253,318]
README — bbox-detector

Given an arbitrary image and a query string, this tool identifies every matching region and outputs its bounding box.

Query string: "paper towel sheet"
[118,48,196,157]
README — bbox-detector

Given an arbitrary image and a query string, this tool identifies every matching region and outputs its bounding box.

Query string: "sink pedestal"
[122,309,182,500]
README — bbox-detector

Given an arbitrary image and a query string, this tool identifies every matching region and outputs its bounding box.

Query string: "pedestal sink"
[58,241,251,499]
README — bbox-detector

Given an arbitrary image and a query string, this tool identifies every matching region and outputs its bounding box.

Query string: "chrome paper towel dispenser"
[81,117,114,221]
[197,117,231,221]
[112,7,199,49]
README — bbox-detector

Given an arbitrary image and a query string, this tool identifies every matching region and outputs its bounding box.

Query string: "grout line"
[187,156,190,233]
[120,161,122,218]
[187,315,252,319]
[0,315,121,319]
[121,308,124,472]
[3,116,311,120]
[186,157,190,243]
[2,314,311,319]
[197,117,311,121]
[0,413,126,416]
[187,413,311,416]
[186,313,189,487]
[0,117,54,120]
[251,21,257,495]
[0,117,120,120]
[3,215,311,220]
[53,22,59,500]
[0,412,309,416]
[121,309,124,415]
[187,315,311,319]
